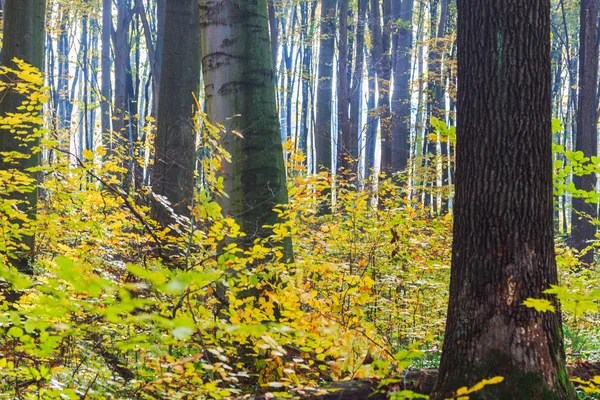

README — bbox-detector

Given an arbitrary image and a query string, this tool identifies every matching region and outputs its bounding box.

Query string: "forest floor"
[249,361,600,399]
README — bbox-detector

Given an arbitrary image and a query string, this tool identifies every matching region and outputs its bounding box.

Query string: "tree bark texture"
[0,0,46,274]
[432,1,574,399]
[152,0,201,223]
[199,0,292,257]
[570,0,599,266]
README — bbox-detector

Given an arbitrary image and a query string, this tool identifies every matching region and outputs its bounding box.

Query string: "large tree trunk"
[0,0,46,275]
[200,0,292,258]
[570,0,599,266]
[432,1,575,399]
[314,0,336,173]
[390,0,413,173]
[152,0,200,225]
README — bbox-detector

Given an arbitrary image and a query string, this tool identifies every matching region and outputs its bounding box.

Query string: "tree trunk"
[338,0,353,174]
[570,0,599,266]
[432,1,575,398]
[349,0,366,175]
[199,0,292,258]
[152,0,200,225]
[390,0,413,173]
[57,6,70,131]
[298,0,315,163]
[377,0,392,175]
[101,0,112,151]
[0,0,46,274]
[364,4,378,179]
[112,0,132,187]
[315,0,336,173]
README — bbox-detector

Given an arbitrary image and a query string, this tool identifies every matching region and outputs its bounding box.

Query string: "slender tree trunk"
[349,0,366,175]
[377,0,392,175]
[432,1,575,398]
[113,0,132,187]
[101,0,112,153]
[364,4,378,179]
[80,12,89,157]
[152,0,200,226]
[57,7,70,131]
[200,0,292,258]
[298,0,314,162]
[423,0,440,211]
[338,0,352,174]
[315,0,336,173]
[0,0,46,275]
[570,0,599,266]
[390,0,413,173]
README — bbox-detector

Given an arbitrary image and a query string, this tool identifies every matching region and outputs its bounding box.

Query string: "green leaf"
[552,118,563,133]
[7,326,24,338]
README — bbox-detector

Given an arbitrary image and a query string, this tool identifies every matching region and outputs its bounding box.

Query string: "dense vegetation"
[0,0,598,399]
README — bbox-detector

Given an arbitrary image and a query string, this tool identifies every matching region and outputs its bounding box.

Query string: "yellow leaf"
[82,149,94,160]
[523,298,555,313]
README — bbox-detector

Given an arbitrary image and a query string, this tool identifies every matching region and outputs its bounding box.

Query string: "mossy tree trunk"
[152,0,201,225]
[0,0,45,275]
[570,0,599,266]
[199,0,292,258]
[432,1,575,399]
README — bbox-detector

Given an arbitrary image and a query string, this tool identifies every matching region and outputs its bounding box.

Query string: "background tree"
[432,0,574,398]
[151,0,200,226]
[0,0,46,274]
[199,0,292,257]
[570,0,599,266]
[314,0,336,174]
[390,0,414,173]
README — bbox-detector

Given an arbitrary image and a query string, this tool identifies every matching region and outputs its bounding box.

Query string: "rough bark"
[432,1,575,399]
[570,0,599,266]
[0,0,46,274]
[199,0,292,258]
[390,0,413,173]
[152,0,201,225]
